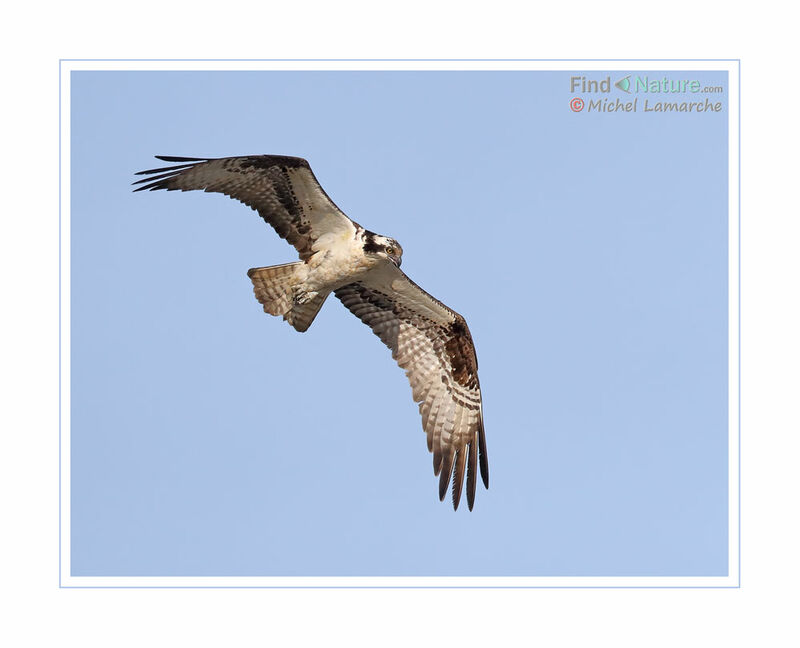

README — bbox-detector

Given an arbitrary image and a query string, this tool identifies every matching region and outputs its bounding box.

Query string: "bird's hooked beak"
[389,252,402,268]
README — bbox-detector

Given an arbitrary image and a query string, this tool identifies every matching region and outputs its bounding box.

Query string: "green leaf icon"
[615,76,631,93]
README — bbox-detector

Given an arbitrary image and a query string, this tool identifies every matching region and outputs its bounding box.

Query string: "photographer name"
[587,97,723,113]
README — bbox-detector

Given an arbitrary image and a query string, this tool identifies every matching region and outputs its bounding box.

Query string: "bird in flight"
[133,155,488,510]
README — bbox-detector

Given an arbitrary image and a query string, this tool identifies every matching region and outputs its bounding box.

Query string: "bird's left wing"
[133,155,356,261]
[334,264,489,510]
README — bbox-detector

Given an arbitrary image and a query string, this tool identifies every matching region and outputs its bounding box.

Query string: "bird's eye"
[385,247,395,255]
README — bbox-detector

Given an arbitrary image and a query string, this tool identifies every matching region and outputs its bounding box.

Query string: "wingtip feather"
[433,449,443,476]
[478,419,489,489]
[466,435,478,511]
[154,155,210,162]
[438,452,454,503]
[451,449,467,511]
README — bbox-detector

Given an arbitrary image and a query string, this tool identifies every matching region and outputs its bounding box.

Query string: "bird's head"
[363,232,403,268]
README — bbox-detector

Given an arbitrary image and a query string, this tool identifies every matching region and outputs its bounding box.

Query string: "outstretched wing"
[335,264,489,510]
[134,155,357,260]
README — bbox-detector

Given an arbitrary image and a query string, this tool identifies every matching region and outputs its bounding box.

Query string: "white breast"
[306,232,376,290]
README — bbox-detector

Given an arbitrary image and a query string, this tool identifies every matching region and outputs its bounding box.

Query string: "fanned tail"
[247,262,329,332]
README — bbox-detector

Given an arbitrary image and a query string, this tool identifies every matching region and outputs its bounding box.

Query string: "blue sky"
[69,69,729,577]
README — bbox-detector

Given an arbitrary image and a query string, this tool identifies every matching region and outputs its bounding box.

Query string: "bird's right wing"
[134,155,357,261]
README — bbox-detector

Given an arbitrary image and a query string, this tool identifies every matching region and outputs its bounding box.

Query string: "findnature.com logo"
[568,74,725,114]
[612,75,724,94]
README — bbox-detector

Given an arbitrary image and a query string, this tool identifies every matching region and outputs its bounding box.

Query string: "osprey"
[134,155,488,510]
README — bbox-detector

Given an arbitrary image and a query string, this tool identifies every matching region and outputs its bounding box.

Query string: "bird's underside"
[134,154,488,510]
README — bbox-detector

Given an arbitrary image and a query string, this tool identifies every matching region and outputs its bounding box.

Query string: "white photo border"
[59,58,740,588]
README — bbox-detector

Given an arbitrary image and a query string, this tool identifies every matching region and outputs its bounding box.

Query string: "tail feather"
[247,262,328,332]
